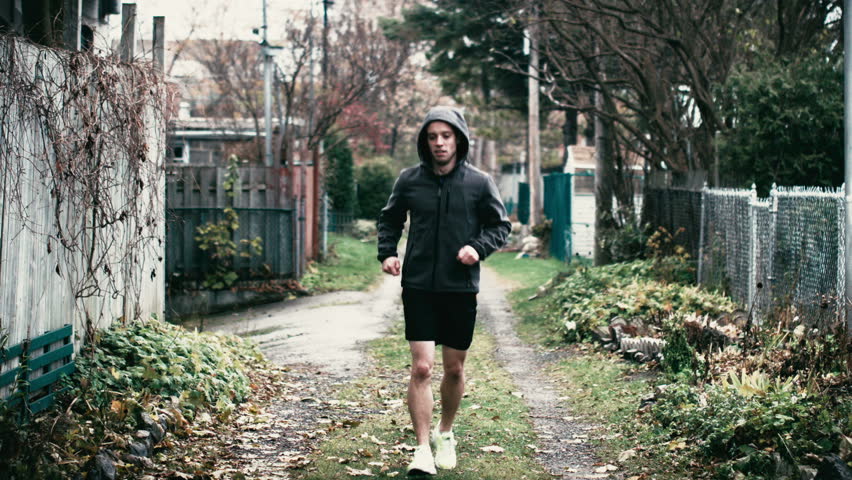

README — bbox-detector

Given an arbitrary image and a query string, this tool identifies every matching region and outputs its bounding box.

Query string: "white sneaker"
[431,427,457,470]
[406,445,436,476]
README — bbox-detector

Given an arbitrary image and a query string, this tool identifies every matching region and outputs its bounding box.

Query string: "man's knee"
[443,362,464,382]
[411,361,433,381]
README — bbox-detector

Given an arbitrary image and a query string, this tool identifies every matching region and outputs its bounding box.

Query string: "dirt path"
[479,267,620,480]
[201,273,401,377]
[199,268,616,479]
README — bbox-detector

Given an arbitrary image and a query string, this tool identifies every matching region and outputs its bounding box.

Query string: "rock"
[603,343,618,352]
[816,454,852,480]
[85,451,117,480]
[129,441,149,458]
[134,430,150,439]
[519,236,541,256]
[149,421,166,443]
[639,392,657,409]
[772,452,797,479]
[121,453,154,469]
[140,413,166,443]
[591,326,611,343]
[800,466,818,480]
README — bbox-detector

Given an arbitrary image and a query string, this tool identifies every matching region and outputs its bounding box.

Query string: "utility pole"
[316,0,334,260]
[260,0,281,167]
[845,0,852,327]
[527,3,541,226]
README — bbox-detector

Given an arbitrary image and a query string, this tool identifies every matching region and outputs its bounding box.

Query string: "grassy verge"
[545,351,692,479]
[293,320,552,480]
[485,252,579,345]
[301,233,383,293]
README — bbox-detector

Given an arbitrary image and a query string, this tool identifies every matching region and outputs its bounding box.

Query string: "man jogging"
[377,106,511,476]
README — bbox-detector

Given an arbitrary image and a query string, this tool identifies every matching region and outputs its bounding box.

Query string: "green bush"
[551,260,735,340]
[72,318,262,419]
[356,159,395,221]
[651,381,847,478]
[325,133,357,213]
[0,319,263,478]
[660,319,698,377]
[718,51,842,193]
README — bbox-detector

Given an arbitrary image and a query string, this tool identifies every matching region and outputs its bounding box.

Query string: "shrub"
[355,159,395,221]
[651,381,848,478]
[72,318,261,420]
[661,319,698,377]
[551,260,735,340]
[325,133,357,213]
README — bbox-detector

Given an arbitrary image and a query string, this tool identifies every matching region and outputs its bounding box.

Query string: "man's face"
[426,121,457,167]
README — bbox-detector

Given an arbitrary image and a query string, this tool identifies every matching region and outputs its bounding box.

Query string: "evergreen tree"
[324,133,357,213]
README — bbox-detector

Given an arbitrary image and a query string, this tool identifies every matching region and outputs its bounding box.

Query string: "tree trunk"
[562,108,578,168]
[389,126,398,159]
[593,92,615,266]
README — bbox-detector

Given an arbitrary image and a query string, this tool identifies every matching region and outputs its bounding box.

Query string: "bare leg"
[408,341,436,445]
[438,346,467,433]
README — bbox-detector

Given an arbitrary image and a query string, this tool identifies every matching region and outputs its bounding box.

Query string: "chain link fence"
[645,185,846,326]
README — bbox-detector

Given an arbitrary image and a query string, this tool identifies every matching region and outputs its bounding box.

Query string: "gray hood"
[416,106,471,167]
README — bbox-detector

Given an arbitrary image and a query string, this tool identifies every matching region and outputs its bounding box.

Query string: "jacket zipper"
[431,181,442,290]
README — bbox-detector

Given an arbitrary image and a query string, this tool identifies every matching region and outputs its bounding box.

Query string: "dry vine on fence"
[0,36,172,340]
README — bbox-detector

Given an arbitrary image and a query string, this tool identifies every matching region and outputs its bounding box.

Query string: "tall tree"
[385,0,530,110]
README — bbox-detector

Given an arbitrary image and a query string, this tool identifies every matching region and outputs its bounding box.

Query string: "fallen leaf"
[841,434,852,461]
[668,440,687,451]
[480,445,505,453]
[345,466,373,476]
[618,449,638,462]
[594,464,618,473]
[369,435,387,445]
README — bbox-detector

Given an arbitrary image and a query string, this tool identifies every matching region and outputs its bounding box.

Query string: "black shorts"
[402,288,478,351]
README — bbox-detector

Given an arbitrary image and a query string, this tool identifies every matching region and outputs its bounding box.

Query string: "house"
[0,0,120,51]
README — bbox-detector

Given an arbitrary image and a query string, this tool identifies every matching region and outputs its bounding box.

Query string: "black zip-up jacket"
[377,107,511,293]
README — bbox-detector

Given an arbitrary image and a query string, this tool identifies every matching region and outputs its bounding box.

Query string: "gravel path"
[479,267,620,480]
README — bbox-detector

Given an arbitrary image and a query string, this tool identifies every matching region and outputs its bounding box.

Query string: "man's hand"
[456,245,480,265]
[382,256,401,276]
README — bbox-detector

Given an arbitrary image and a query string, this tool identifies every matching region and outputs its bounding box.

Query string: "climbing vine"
[194,155,263,290]
[0,36,172,337]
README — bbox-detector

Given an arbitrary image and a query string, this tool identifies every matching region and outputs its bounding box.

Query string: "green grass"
[301,233,383,292]
[546,353,689,479]
[485,252,584,345]
[293,320,552,480]
[485,252,571,288]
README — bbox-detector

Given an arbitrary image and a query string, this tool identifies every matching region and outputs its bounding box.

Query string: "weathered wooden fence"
[0,38,166,357]
[165,166,296,282]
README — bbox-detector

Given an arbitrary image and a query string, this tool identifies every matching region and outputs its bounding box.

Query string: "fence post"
[322,191,328,259]
[697,182,707,285]
[768,183,778,322]
[293,195,301,279]
[838,184,847,326]
[748,183,758,316]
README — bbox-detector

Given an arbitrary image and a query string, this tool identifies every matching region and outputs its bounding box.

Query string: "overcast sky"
[117,0,313,42]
